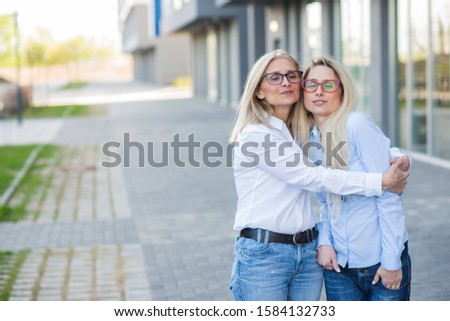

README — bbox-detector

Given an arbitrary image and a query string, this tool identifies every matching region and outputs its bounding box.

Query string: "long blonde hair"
[296,55,359,216]
[229,49,302,143]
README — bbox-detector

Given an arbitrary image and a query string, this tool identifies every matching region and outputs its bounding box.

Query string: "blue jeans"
[324,242,411,301]
[229,236,323,301]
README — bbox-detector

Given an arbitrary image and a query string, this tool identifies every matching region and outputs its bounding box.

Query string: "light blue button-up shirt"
[312,111,409,270]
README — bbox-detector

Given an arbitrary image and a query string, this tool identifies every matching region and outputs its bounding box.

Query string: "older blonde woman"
[298,55,411,300]
[229,49,409,301]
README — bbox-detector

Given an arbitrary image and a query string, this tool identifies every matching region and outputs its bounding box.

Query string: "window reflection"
[340,0,371,113]
[397,0,409,148]
[398,0,428,153]
[431,0,450,158]
[398,0,450,159]
[304,1,322,61]
[411,0,428,153]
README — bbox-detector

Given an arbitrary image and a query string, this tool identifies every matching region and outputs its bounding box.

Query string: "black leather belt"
[240,226,318,245]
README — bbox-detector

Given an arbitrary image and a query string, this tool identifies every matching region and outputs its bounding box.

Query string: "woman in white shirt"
[228,49,409,301]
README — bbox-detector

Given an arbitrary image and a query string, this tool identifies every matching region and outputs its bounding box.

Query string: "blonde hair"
[229,49,302,143]
[295,55,359,217]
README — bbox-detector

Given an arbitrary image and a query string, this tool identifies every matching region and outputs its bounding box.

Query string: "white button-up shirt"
[233,115,382,235]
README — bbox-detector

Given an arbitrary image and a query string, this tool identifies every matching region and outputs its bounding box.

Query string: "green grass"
[0,144,59,222]
[57,82,87,90]
[24,104,107,118]
[0,145,38,196]
[67,104,107,117]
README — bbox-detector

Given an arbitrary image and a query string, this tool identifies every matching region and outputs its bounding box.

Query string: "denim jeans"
[324,242,411,301]
[229,236,323,301]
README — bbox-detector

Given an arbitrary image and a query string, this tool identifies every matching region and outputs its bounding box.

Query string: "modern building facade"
[160,0,256,105]
[153,0,450,164]
[120,0,449,163]
[118,0,192,85]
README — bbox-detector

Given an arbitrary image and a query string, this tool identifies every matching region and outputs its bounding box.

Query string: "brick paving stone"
[1,244,150,301]
[9,290,34,301]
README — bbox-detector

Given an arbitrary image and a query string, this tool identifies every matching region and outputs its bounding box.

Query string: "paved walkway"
[0,119,64,146]
[0,142,150,300]
[0,82,449,301]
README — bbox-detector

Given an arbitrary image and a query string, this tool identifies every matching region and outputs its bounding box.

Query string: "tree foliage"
[0,15,16,67]
[0,19,115,68]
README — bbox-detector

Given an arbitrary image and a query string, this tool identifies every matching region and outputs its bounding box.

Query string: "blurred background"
[0,0,131,115]
[0,0,449,302]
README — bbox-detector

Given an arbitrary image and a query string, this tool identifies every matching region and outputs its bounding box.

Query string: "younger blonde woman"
[297,55,411,301]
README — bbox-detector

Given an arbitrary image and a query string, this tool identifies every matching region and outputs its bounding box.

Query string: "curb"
[0,144,44,206]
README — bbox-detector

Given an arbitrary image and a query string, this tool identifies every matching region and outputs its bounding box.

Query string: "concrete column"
[320,0,339,57]
[370,0,398,143]
[237,2,266,95]
[193,33,208,98]
[207,27,218,103]
[286,0,301,56]
[217,22,232,107]
[230,19,241,108]
[246,3,266,65]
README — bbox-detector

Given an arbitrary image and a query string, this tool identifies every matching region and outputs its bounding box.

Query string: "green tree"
[24,38,47,67]
[0,14,17,67]
[63,36,95,62]
[23,32,114,68]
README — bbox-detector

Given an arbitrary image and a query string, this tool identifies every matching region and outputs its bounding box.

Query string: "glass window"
[397,0,409,148]
[398,0,450,160]
[431,0,450,159]
[304,1,322,61]
[410,1,428,153]
[397,0,428,153]
[340,0,371,113]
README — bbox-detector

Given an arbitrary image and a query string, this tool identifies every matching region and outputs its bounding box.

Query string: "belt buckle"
[292,231,302,245]
[292,229,313,245]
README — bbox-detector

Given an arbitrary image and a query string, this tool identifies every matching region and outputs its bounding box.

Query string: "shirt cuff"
[390,147,413,169]
[365,173,382,197]
[317,233,332,247]
[381,252,402,270]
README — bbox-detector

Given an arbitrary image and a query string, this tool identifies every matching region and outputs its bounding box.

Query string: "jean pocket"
[237,237,272,257]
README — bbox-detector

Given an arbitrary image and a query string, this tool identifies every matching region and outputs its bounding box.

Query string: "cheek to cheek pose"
[228,50,409,301]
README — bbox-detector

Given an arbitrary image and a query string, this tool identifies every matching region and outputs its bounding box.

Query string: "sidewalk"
[1,81,449,301]
[32,81,192,106]
[0,143,151,300]
[0,119,64,146]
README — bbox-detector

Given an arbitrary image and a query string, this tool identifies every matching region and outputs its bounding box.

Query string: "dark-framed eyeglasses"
[301,79,341,93]
[262,70,303,85]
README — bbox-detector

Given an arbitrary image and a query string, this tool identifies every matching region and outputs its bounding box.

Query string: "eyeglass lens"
[302,80,339,92]
[266,71,302,85]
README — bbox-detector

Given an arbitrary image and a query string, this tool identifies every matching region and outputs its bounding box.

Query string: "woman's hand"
[382,158,409,194]
[390,155,410,172]
[317,245,340,272]
[372,266,403,290]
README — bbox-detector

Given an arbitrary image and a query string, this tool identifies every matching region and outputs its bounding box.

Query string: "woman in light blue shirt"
[297,55,411,300]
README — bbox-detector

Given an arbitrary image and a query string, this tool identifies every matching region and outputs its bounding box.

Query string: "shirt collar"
[262,111,285,131]
[310,124,320,139]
